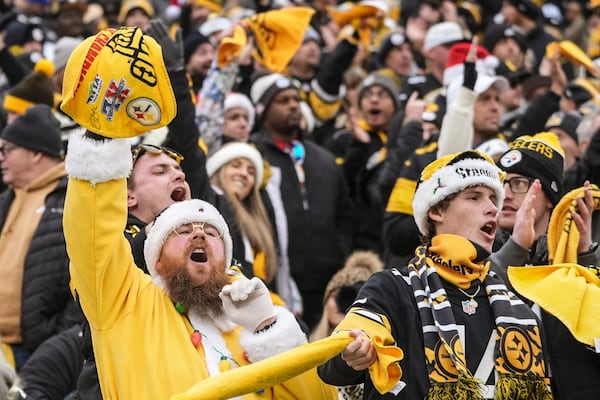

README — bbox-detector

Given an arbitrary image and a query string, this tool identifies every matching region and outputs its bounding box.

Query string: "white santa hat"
[443,42,500,86]
[144,199,233,290]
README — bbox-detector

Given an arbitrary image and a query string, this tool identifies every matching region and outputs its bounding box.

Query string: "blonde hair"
[212,167,277,283]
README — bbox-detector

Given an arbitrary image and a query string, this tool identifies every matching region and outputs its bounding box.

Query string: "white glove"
[0,359,16,399]
[219,276,276,332]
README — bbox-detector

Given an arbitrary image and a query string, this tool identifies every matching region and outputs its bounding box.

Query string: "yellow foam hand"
[61,27,176,138]
[170,331,353,400]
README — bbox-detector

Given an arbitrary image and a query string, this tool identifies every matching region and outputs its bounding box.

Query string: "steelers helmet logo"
[126,98,161,126]
[500,326,533,373]
[432,336,460,380]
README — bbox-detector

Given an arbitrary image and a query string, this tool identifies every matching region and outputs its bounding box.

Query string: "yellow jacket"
[63,135,336,399]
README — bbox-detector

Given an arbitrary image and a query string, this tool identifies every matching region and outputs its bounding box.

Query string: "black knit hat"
[377,31,411,66]
[3,59,55,115]
[4,20,45,49]
[505,0,541,21]
[183,31,212,64]
[0,104,62,159]
[482,24,527,53]
[544,111,582,144]
[498,132,565,205]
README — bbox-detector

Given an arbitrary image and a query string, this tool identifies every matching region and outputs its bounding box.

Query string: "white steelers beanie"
[412,150,505,237]
[144,199,233,290]
[206,142,264,189]
[224,92,255,129]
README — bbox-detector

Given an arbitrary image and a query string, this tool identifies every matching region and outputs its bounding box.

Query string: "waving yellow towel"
[508,184,600,346]
[217,7,315,72]
[547,184,600,264]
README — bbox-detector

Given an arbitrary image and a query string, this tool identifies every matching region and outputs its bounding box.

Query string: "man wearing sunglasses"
[489,131,600,399]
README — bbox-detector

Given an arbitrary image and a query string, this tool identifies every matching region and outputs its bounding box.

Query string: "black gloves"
[146,19,184,73]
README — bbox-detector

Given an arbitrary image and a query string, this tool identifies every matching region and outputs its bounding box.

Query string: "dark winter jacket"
[251,131,355,329]
[0,176,83,354]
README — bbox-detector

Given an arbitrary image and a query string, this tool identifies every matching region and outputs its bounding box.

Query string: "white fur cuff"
[239,306,307,363]
[65,134,132,185]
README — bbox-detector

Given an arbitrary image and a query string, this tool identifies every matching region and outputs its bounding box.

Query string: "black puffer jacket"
[0,176,83,353]
[251,132,355,329]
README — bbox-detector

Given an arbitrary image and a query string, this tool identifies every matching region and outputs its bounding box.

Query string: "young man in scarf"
[318,150,553,400]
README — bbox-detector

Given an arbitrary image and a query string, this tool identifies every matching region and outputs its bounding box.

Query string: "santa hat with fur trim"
[443,42,499,86]
[144,199,233,290]
[206,142,263,189]
[412,150,505,237]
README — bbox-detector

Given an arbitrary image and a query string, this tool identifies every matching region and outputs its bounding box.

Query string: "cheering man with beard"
[60,27,336,399]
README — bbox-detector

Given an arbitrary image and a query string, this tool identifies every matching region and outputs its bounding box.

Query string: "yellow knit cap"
[61,27,176,138]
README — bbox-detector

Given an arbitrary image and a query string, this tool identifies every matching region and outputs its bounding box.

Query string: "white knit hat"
[423,21,465,52]
[412,150,505,237]
[144,199,233,290]
[206,142,264,189]
[224,92,255,130]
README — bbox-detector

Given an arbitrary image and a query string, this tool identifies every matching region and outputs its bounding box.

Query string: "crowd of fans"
[0,0,599,398]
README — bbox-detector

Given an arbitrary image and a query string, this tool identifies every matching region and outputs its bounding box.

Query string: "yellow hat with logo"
[61,27,176,138]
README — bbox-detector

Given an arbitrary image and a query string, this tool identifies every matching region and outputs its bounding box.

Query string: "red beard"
[165,264,230,316]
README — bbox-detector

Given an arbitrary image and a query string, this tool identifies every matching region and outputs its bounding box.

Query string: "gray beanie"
[0,104,63,159]
[358,69,401,110]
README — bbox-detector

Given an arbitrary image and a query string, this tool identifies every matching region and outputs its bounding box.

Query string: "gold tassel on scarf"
[495,374,553,400]
[426,373,483,400]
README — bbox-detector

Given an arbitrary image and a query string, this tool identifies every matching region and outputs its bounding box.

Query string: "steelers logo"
[432,336,460,380]
[500,326,533,373]
[126,98,161,126]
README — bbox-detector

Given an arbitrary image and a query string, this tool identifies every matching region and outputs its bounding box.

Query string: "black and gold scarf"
[408,234,552,400]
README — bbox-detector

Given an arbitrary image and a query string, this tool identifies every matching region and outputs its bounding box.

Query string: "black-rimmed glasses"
[131,144,184,166]
[504,176,535,194]
[0,143,18,157]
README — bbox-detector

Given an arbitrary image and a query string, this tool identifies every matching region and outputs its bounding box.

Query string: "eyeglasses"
[171,221,224,239]
[0,143,18,157]
[504,176,534,194]
[362,88,393,100]
[131,144,184,166]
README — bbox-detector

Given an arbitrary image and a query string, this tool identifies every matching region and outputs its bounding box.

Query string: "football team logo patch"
[126,98,161,126]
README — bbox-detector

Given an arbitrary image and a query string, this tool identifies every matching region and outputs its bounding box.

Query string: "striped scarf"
[408,234,552,400]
